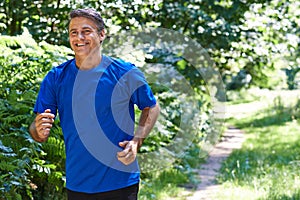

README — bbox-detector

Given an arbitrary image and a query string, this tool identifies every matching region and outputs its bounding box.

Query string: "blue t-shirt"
[34,55,157,193]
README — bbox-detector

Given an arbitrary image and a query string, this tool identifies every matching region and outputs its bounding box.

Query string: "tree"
[2,0,299,89]
[0,0,75,45]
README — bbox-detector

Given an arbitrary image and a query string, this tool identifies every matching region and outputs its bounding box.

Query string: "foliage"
[88,0,300,90]
[0,0,75,45]
[0,0,299,198]
[0,31,71,199]
[223,0,300,90]
[1,0,299,89]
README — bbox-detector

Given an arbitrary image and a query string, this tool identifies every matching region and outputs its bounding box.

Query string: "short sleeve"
[33,69,57,116]
[129,67,157,110]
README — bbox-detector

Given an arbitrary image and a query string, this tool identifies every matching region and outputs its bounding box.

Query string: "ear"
[99,29,106,44]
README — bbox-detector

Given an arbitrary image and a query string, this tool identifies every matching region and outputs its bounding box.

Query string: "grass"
[138,168,191,200]
[226,87,262,105]
[138,140,209,199]
[216,96,300,200]
[138,90,300,200]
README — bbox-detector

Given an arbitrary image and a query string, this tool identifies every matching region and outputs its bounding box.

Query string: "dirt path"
[186,126,245,200]
[181,90,299,200]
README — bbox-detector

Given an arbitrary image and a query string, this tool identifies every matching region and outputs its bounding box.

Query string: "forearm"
[133,103,160,148]
[117,103,160,165]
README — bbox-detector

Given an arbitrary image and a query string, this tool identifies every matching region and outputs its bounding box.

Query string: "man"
[29,8,160,200]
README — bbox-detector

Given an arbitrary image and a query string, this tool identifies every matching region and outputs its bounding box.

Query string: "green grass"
[216,97,300,200]
[139,168,190,200]
[138,141,207,199]
[138,92,300,200]
[226,87,262,105]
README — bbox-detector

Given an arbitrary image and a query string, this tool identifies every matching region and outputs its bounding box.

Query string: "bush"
[0,30,71,199]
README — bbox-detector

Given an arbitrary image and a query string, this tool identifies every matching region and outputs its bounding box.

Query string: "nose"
[78,32,85,40]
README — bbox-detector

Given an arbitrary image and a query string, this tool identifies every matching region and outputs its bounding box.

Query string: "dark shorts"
[67,183,139,200]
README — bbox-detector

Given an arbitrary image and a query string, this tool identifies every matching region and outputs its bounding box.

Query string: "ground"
[186,126,245,200]
[173,89,300,200]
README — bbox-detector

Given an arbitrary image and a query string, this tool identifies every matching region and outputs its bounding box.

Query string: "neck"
[75,48,102,70]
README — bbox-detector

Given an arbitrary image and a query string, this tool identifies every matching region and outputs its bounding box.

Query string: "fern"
[3,115,27,125]
[0,33,70,199]
[45,135,66,159]
[0,161,18,172]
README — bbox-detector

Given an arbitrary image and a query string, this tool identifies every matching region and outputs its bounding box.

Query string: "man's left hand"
[117,140,138,165]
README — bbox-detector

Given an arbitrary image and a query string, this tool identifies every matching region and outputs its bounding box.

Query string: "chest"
[56,69,130,114]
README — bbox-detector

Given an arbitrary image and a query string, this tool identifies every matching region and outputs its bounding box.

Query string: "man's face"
[69,17,104,58]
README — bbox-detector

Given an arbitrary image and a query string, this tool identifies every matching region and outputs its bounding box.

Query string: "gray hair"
[69,8,105,33]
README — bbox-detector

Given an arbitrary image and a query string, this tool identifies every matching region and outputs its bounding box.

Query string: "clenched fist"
[29,109,55,142]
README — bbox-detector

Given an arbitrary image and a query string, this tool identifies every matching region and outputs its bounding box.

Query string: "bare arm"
[29,109,55,143]
[132,103,160,149]
[117,102,160,165]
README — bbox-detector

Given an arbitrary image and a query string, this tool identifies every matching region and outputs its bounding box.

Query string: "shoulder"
[108,56,137,72]
[46,59,75,77]
[51,59,75,73]
[43,59,75,83]
[105,57,148,86]
[103,55,145,81]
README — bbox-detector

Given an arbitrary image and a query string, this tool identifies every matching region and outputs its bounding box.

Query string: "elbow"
[152,102,160,118]
[156,102,161,114]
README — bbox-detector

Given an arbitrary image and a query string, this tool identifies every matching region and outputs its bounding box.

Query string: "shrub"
[0,30,71,199]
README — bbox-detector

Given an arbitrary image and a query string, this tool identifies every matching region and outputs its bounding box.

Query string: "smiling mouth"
[76,43,86,47]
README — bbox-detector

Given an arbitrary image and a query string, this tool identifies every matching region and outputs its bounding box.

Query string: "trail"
[186,126,245,200]
[184,89,300,200]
